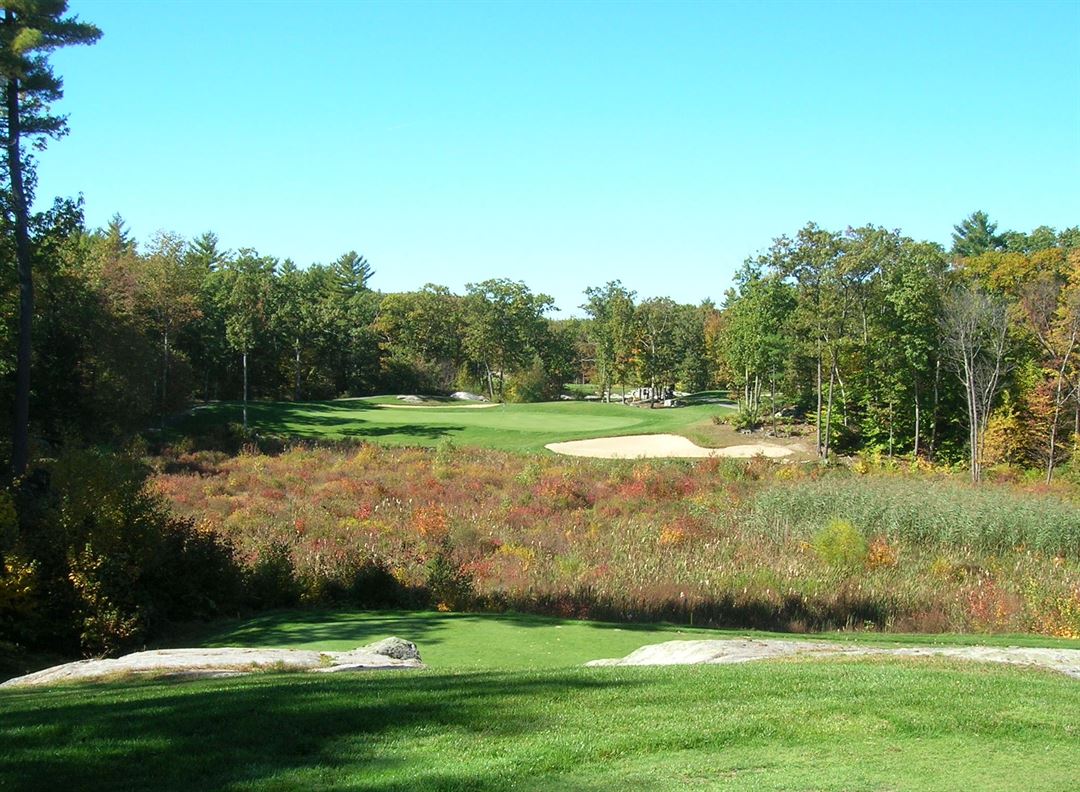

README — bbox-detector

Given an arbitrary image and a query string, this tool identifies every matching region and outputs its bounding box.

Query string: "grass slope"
[176,397,736,452]
[3,610,1078,791]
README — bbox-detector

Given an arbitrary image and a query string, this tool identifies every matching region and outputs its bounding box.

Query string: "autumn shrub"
[247,541,302,609]
[434,438,457,477]
[347,560,417,608]
[812,519,868,570]
[866,536,899,569]
[2,448,245,656]
[153,518,242,622]
[425,540,474,611]
[730,401,762,431]
[0,556,37,640]
[982,392,1029,467]
[506,358,563,403]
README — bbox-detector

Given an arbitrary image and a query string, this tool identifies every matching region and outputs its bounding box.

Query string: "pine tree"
[1,1,100,476]
[951,210,1004,258]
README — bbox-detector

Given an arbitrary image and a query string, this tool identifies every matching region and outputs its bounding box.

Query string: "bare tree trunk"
[161,329,169,428]
[6,59,32,477]
[816,342,823,457]
[965,362,979,483]
[834,365,849,427]
[930,358,940,460]
[770,371,777,436]
[913,377,921,459]
[823,360,836,461]
[1074,382,1079,456]
[294,339,301,401]
[242,350,249,430]
[1047,380,1062,484]
[1046,348,1074,483]
[888,399,894,458]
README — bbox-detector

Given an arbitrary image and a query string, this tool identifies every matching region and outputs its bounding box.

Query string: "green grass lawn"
[2,609,1078,791]
[176,396,736,453]
[186,609,1080,670]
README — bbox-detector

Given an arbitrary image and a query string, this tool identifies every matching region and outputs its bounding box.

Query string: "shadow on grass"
[190,609,626,652]
[186,585,895,654]
[170,400,464,447]
[0,668,629,791]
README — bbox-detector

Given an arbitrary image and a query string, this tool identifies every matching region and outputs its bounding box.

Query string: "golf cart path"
[546,433,795,459]
[587,638,1080,679]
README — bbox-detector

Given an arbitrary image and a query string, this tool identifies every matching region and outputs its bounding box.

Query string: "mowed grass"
[175,396,735,452]
[3,610,1078,791]
[187,609,1080,670]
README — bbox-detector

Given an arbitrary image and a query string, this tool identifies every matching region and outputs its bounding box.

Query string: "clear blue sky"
[38,0,1080,314]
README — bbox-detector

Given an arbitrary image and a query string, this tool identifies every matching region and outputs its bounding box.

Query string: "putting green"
[177,397,736,453]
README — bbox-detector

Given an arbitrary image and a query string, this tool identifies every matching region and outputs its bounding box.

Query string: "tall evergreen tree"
[1,0,99,475]
[951,210,1003,258]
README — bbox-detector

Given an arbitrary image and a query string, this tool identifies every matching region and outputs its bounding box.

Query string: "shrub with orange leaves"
[413,505,449,541]
[866,536,898,569]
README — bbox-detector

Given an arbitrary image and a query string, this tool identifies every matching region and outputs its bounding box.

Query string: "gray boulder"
[363,637,422,662]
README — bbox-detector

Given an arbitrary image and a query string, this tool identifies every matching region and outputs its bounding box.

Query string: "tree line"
[0,205,717,441]
[720,214,1080,481]
[3,200,1077,484]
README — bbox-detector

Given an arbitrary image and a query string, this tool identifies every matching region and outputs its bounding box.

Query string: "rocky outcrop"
[1,637,424,688]
[586,638,1080,679]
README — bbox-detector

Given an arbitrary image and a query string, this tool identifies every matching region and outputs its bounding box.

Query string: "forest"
[3,204,1078,483]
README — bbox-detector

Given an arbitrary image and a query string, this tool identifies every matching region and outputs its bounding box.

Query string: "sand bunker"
[587,639,1080,679]
[545,433,793,459]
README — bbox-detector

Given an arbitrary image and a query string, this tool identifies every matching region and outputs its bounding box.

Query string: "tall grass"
[750,476,1080,557]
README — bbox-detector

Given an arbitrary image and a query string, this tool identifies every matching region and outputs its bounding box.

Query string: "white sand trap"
[545,433,793,459]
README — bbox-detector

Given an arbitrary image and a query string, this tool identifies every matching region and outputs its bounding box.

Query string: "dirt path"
[586,638,1080,679]
[546,433,794,459]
